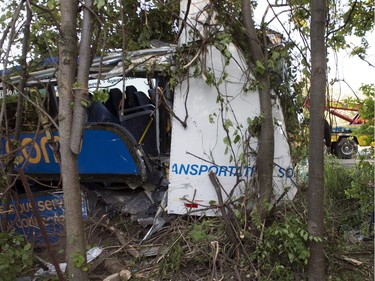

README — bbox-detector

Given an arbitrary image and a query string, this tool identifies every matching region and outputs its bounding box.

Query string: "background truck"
[326,99,369,159]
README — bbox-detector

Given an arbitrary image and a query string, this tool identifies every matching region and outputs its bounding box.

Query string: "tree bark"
[14,2,32,140]
[70,0,93,154]
[58,1,88,280]
[241,0,274,221]
[308,0,326,280]
[0,0,24,131]
[0,0,25,232]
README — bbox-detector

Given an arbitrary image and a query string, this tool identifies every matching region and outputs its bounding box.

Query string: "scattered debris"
[103,270,132,281]
[139,246,160,257]
[341,255,363,266]
[140,191,168,243]
[34,247,102,278]
[347,230,365,243]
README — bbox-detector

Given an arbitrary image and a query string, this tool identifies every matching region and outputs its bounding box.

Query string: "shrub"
[0,231,33,281]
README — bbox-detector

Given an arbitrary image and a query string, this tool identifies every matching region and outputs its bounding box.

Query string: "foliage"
[324,155,374,234]
[323,156,374,279]
[28,1,60,62]
[92,89,109,103]
[324,156,359,233]
[0,1,373,279]
[72,252,89,272]
[188,218,224,244]
[0,231,33,281]
[159,234,184,276]
[158,217,227,279]
[0,92,39,133]
[252,207,321,280]
[1,0,180,65]
[83,0,179,54]
[327,0,374,58]
[354,84,374,146]
[345,160,374,235]
[212,2,307,159]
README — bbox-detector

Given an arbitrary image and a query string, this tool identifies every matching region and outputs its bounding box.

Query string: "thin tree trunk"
[0,0,25,232]
[70,0,93,154]
[15,3,32,140]
[66,1,93,275]
[241,0,274,221]
[0,0,24,131]
[0,1,24,53]
[308,0,326,280]
[58,1,88,280]
[3,1,32,233]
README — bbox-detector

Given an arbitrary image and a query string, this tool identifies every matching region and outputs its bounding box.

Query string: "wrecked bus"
[0,1,297,243]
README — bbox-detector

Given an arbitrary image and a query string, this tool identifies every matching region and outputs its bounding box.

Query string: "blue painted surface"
[332,126,353,133]
[0,126,141,176]
[0,191,88,246]
[79,128,139,174]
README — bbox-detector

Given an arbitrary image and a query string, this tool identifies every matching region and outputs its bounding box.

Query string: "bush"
[345,160,374,236]
[324,156,374,235]
[0,231,33,281]
[252,211,312,280]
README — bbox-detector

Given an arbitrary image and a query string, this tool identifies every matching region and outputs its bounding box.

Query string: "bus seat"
[88,101,120,124]
[104,88,123,118]
[125,85,138,108]
[121,110,157,156]
[134,91,152,107]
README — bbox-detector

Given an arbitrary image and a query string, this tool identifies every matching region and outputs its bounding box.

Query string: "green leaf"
[47,0,55,10]
[224,49,232,60]
[288,253,294,263]
[268,59,275,69]
[23,243,32,251]
[233,134,241,144]
[94,0,106,9]
[256,60,265,75]
[223,136,231,146]
[224,119,233,130]
[80,99,89,108]
[272,51,280,60]
[72,82,81,89]
[92,89,109,103]
[209,114,215,124]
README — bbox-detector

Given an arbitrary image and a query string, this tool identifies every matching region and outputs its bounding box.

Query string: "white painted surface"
[167,43,297,215]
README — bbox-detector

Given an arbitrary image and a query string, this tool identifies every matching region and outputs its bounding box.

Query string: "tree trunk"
[71,0,93,154]
[241,0,274,221]
[308,0,326,280]
[0,0,24,132]
[14,2,31,140]
[58,1,88,280]
[0,0,25,232]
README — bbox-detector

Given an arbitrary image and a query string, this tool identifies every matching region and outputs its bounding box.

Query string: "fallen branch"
[100,221,140,259]
[340,255,363,266]
[208,171,240,256]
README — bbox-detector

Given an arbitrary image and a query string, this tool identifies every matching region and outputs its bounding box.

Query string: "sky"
[328,35,375,99]
[254,2,374,100]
